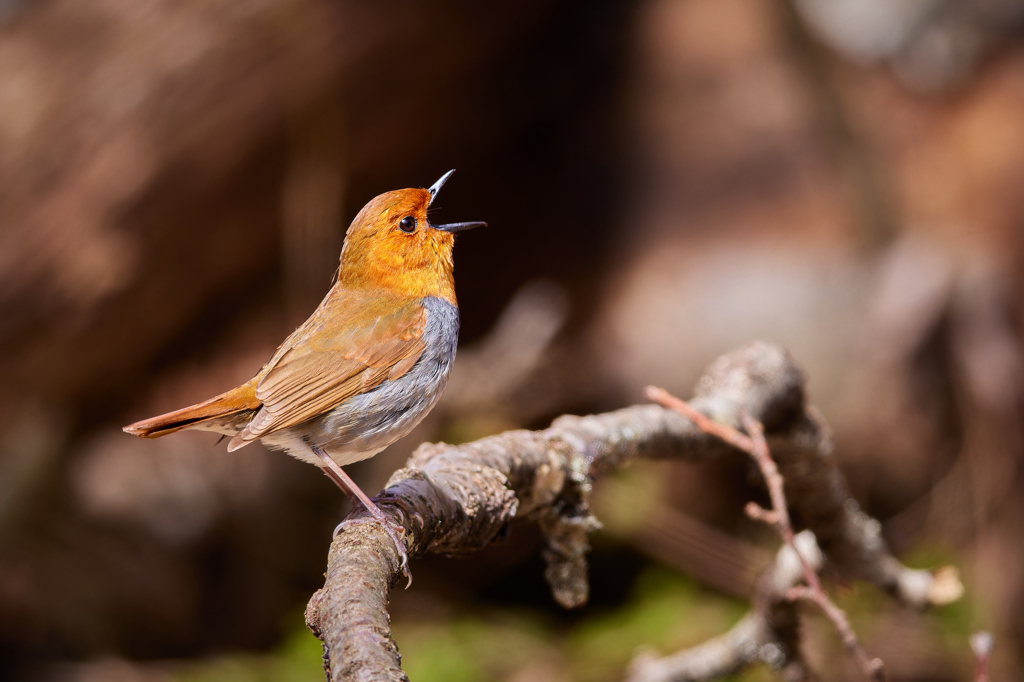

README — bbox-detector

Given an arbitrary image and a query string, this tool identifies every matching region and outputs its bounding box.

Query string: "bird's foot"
[310,445,413,587]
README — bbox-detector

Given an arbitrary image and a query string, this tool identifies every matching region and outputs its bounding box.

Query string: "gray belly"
[265,296,459,466]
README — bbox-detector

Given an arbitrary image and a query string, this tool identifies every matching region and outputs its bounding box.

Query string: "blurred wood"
[281,92,346,323]
[0,0,590,410]
[972,631,993,682]
[0,0,352,399]
[626,532,824,682]
[591,409,770,597]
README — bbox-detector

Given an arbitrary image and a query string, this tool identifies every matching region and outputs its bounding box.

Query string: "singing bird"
[124,170,484,580]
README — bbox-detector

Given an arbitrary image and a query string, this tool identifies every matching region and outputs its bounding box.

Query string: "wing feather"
[238,289,428,441]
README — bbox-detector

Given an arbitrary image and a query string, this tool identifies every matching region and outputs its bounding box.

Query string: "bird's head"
[336,170,484,304]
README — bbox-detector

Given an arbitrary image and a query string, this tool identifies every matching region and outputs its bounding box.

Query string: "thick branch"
[304,342,957,681]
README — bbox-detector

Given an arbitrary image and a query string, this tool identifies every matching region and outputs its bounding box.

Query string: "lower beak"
[431,221,487,233]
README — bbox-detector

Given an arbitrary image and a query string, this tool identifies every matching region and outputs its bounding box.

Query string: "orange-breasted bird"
[124,170,484,582]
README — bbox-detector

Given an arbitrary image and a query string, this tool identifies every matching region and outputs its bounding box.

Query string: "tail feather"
[123,381,261,439]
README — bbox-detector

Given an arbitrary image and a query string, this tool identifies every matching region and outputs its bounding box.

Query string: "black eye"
[399,216,417,233]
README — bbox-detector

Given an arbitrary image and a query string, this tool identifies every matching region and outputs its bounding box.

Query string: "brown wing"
[235,289,427,444]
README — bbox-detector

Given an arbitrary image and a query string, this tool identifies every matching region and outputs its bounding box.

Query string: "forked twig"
[646,386,885,682]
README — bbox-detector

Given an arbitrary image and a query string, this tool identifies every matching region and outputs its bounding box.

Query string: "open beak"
[427,169,455,207]
[432,221,486,233]
[427,169,486,232]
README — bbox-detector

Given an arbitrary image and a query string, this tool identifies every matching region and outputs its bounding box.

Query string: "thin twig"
[741,414,884,681]
[971,631,993,682]
[787,586,884,680]
[645,386,756,452]
[744,502,779,526]
[646,386,885,682]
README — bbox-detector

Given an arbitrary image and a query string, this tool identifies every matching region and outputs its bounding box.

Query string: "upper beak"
[427,169,455,207]
[427,169,486,232]
[432,221,487,233]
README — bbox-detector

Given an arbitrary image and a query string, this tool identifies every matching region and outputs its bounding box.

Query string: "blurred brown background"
[1,0,1023,680]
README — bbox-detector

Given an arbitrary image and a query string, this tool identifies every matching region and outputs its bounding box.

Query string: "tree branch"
[625,531,824,682]
[304,342,961,681]
[971,631,993,682]
[645,389,883,681]
[743,412,882,681]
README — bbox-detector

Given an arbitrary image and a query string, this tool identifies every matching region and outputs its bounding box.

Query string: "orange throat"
[337,228,457,305]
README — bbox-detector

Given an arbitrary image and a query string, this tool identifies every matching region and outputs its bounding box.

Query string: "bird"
[123,170,484,583]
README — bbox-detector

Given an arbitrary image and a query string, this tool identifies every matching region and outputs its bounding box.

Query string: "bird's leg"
[310,445,411,586]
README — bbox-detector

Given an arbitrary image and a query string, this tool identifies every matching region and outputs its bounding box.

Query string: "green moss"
[170,544,977,682]
[393,565,747,682]
[395,611,552,682]
[567,567,745,682]
[591,464,665,537]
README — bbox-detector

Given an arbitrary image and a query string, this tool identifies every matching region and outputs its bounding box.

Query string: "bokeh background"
[2,0,1024,680]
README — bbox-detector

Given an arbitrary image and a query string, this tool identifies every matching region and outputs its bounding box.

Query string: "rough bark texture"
[305,342,955,681]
